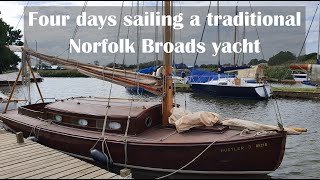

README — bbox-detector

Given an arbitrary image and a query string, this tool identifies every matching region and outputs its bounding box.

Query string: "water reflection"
[0,78,319,179]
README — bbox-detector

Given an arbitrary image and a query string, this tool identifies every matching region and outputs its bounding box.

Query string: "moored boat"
[191,78,272,99]
[0,97,286,175]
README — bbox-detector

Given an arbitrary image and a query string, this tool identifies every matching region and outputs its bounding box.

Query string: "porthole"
[145,117,153,127]
[108,122,121,130]
[78,119,88,126]
[54,115,62,122]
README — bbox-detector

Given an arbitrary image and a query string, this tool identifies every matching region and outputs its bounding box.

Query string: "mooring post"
[120,168,132,178]
[16,132,24,144]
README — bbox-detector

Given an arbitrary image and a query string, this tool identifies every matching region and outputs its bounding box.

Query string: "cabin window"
[145,117,153,127]
[78,119,88,126]
[54,115,62,122]
[108,122,121,130]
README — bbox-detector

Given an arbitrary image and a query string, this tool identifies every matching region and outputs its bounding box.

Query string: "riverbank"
[272,87,320,99]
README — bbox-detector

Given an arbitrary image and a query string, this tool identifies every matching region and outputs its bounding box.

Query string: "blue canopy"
[136,67,156,74]
[188,68,235,83]
[174,63,188,69]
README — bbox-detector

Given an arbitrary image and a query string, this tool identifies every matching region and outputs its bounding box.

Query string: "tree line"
[0,18,23,74]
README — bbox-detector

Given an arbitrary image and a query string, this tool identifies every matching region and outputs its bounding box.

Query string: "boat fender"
[27,136,38,142]
[90,149,113,169]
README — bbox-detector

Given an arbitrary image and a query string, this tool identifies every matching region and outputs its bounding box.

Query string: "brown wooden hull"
[1,117,286,175]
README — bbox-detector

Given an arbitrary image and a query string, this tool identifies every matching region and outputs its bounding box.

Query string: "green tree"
[0,18,23,74]
[258,59,268,64]
[297,52,317,62]
[200,64,207,68]
[248,58,259,65]
[268,51,296,66]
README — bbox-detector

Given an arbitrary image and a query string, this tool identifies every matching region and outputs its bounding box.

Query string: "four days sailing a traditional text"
[28,10,301,55]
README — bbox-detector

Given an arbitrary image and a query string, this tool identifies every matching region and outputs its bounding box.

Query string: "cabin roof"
[45,97,161,118]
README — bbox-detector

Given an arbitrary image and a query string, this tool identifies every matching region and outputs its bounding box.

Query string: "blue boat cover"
[136,67,156,74]
[188,68,235,83]
[174,63,189,69]
[302,81,318,87]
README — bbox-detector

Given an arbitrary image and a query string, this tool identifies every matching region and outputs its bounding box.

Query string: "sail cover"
[169,107,303,135]
[188,68,235,83]
[310,64,320,84]
[7,46,163,95]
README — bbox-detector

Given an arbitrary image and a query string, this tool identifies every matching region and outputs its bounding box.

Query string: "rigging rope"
[67,1,88,60]
[135,1,142,95]
[248,1,284,130]
[54,1,88,58]
[233,2,238,66]
[249,1,265,61]
[156,141,217,179]
[154,1,159,68]
[122,1,134,66]
[8,1,29,45]
[193,1,212,67]
[171,1,177,106]
[296,2,320,62]
[217,1,221,67]
[101,1,125,138]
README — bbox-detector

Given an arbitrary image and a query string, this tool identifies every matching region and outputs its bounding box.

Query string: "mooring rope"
[156,140,217,179]
[156,131,246,179]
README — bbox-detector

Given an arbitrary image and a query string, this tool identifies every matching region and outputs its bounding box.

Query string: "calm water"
[0,78,319,179]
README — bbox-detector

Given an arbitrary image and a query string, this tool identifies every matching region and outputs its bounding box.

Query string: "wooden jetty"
[0,130,125,179]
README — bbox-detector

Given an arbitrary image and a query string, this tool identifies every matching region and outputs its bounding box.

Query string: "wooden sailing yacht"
[0,1,290,177]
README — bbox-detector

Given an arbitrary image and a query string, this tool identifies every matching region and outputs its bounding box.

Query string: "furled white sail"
[169,107,306,135]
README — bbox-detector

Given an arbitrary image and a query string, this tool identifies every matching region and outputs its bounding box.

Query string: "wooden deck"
[0,130,124,179]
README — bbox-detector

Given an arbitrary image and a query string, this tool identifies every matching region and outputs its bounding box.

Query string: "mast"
[233,4,238,66]
[162,1,173,127]
[217,1,221,68]
[217,1,221,79]
[318,7,320,62]
[242,21,245,66]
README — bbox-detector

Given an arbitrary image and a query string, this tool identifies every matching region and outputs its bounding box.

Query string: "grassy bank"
[37,70,88,78]
[272,87,320,93]
[265,65,293,80]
